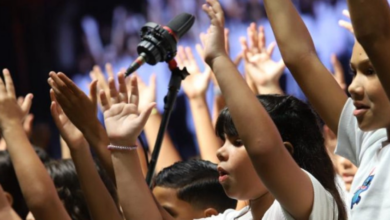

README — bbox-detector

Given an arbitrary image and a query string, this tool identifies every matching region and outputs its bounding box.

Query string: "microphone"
[125,13,195,77]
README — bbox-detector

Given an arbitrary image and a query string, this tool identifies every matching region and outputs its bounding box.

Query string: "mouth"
[353,102,370,117]
[217,166,229,183]
[341,173,355,184]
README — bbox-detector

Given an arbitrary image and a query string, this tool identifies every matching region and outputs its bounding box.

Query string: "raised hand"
[0,69,28,130]
[202,0,228,65]
[338,10,354,34]
[135,73,156,113]
[48,72,98,133]
[100,72,155,146]
[90,63,116,109]
[177,46,212,99]
[240,23,285,94]
[50,88,89,150]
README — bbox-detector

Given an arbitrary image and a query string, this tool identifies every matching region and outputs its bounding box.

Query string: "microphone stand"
[145,59,189,187]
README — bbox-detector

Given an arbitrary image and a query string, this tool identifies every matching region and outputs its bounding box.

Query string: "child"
[259,0,390,218]
[153,159,237,219]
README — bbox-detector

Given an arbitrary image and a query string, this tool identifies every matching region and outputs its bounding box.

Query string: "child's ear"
[283,142,294,155]
[204,208,219,217]
[4,192,13,205]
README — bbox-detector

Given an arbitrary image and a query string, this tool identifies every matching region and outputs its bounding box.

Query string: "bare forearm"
[144,113,181,172]
[263,0,347,133]
[189,97,220,163]
[209,55,282,155]
[347,0,390,43]
[111,151,162,220]
[263,0,315,64]
[3,124,70,220]
[70,146,122,220]
[83,123,115,181]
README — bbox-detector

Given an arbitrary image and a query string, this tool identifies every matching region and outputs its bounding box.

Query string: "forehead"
[351,42,369,65]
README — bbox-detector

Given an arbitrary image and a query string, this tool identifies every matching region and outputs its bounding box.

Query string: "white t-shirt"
[196,171,337,220]
[336,98,390,219]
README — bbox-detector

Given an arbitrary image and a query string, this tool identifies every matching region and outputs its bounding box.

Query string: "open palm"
[101,73,155,147]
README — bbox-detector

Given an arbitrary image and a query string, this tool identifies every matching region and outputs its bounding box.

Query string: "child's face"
[348,42,390,131]
[216,136,268,200]
[153,187,205,220]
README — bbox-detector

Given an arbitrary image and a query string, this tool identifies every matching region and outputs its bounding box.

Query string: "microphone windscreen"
[166,13,195,39]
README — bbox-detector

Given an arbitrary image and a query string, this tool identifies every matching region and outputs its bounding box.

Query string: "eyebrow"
[351,58,371,68]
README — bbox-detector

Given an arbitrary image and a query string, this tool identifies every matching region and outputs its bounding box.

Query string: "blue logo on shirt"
[351,173,375,209]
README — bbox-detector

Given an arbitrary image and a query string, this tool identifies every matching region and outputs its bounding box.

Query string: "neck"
[249,192,274,219]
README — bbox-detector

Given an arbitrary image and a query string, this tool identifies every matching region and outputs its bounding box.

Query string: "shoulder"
[263,170,337,220]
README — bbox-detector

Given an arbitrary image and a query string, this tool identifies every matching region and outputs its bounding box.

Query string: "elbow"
[25,189,58,211]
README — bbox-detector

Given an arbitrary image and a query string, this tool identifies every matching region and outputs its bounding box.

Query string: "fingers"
[108,77,119,104]
[0,73,7,97]
[267,42,277,56]
[57,72,84,97]
[99,90,110,112]
[129,76,139,106]
[342,9,350,18]
[240,37,250,62]
[48,72,72,100]
[338,20,354,34]
[176,46,185,68]
[202,3,218,26]
[23,113,34,138]
[117,72,128,103]
[89,80,98,111]
[195,43,204,59]
[258,26,266,52]
[206,0,224,25]
[224,28,230,54]
[105,63,115,79]
[233,53,243,67]
[20,93,33,116]
[247,22,258,52]
[137,102,156,128]
[2,69,16,99]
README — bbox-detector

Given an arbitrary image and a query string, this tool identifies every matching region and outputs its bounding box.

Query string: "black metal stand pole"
[145,60,189,187]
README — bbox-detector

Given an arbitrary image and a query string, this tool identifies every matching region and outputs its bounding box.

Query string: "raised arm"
[0,70,71,220]
[48,75,122,220]
[262,0,347,133]
[347,0,390,100]
[101,72,162,220]
[136,74,181,172]
[178,46,220,163]
[48,70,115,181]
[202,1,315,219]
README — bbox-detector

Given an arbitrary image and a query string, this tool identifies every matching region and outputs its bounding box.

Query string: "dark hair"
[216,94,346,220]
[153,159,237,213]
[45,159,119,220]
[0,147,51,218]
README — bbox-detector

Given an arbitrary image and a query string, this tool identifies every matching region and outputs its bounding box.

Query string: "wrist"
[206,53,229,68]
[257,83,284,95]
[189,96,208,109]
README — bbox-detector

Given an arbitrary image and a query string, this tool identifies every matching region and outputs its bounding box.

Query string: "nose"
[339,156,352,169]
[216,143,228,162]
[348,74,364,100]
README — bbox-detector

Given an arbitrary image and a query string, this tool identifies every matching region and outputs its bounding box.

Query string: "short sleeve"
[335,98,387,167]
[263,171,337,220]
